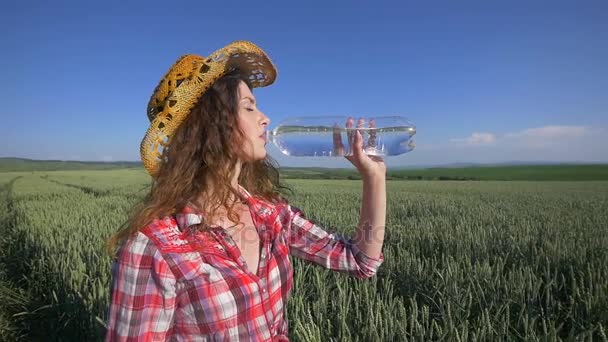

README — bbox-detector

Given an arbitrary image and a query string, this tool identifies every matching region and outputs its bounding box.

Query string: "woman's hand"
[333,117,387,179]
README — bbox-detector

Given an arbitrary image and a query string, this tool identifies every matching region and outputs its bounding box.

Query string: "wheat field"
[0,170,606,341]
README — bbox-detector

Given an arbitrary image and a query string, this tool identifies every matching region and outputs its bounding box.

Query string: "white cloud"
[397,124,608,165]
[451,125,593,148]
[451,132,497,145]
[504,125,587,139]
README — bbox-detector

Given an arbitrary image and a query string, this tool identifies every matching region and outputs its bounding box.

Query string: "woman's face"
[236,80,271,162]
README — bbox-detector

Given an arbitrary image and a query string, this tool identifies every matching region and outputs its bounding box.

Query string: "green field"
[0,168,607,341]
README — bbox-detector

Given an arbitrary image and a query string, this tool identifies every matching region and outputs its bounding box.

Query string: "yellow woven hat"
[140,40,277,177]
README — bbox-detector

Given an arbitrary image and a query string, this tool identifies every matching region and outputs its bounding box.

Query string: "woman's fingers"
[332,123,344,156]
[368,119,377,150]
[346,117,354,154]
[353,118,365,156]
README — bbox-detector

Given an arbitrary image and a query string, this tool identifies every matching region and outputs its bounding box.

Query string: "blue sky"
[1,0,607,168]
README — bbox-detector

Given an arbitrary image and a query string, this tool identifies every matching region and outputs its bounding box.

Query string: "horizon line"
[1,156,607,169]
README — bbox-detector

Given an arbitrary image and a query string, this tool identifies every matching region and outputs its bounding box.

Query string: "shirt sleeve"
[284,204,384,279]
[105,232,177,341]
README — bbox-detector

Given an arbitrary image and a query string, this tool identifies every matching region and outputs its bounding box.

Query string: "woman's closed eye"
[241,97,257,112]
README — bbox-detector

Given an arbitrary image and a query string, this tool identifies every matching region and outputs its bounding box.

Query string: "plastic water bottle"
[269,116,416,157]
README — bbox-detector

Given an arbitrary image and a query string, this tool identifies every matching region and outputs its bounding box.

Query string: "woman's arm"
[286,204,385,279]
[345,123,387,261]
[281,124,387,278]
[353,173,386,260]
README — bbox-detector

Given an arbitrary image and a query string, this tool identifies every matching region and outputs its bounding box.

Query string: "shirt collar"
[175,184,257,231]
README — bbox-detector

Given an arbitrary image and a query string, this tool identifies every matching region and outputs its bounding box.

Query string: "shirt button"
[262,289,266,293]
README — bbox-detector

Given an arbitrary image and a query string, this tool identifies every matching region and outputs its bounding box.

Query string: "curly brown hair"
[107,72,290,255]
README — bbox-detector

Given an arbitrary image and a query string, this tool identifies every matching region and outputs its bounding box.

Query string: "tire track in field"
[43,177,109,197]
[0,176,29,340]
[3,176,102,340]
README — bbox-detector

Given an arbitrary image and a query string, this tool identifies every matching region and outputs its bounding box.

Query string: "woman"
[105,41,386,341]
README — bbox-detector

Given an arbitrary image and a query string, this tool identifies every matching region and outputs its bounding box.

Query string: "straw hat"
[140,41,277,176]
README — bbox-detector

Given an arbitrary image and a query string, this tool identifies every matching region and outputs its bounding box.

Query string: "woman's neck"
[194,159,245,212]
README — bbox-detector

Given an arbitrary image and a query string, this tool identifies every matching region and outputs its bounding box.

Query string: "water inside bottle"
[270,125,416,157]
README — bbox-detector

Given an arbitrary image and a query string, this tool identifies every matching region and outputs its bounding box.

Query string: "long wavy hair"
[107,72,290,256]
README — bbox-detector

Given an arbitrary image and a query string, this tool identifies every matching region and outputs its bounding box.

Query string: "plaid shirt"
[105,185,384,341]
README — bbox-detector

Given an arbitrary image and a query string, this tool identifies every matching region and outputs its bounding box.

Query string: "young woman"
[105,41,386,341]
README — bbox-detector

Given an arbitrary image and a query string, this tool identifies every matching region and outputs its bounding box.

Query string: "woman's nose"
[260,112,270,126]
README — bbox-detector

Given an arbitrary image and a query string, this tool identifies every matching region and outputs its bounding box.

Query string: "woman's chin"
[256,151,267,161]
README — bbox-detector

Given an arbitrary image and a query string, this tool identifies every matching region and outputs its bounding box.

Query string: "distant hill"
[2,157,607,181]
[392,160,604,169]
[0,157,142,172]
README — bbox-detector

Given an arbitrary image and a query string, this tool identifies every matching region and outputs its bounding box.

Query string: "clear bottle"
[269,116,416,157]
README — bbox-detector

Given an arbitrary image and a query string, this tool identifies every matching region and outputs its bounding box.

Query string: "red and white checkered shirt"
[105,185,384,341]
